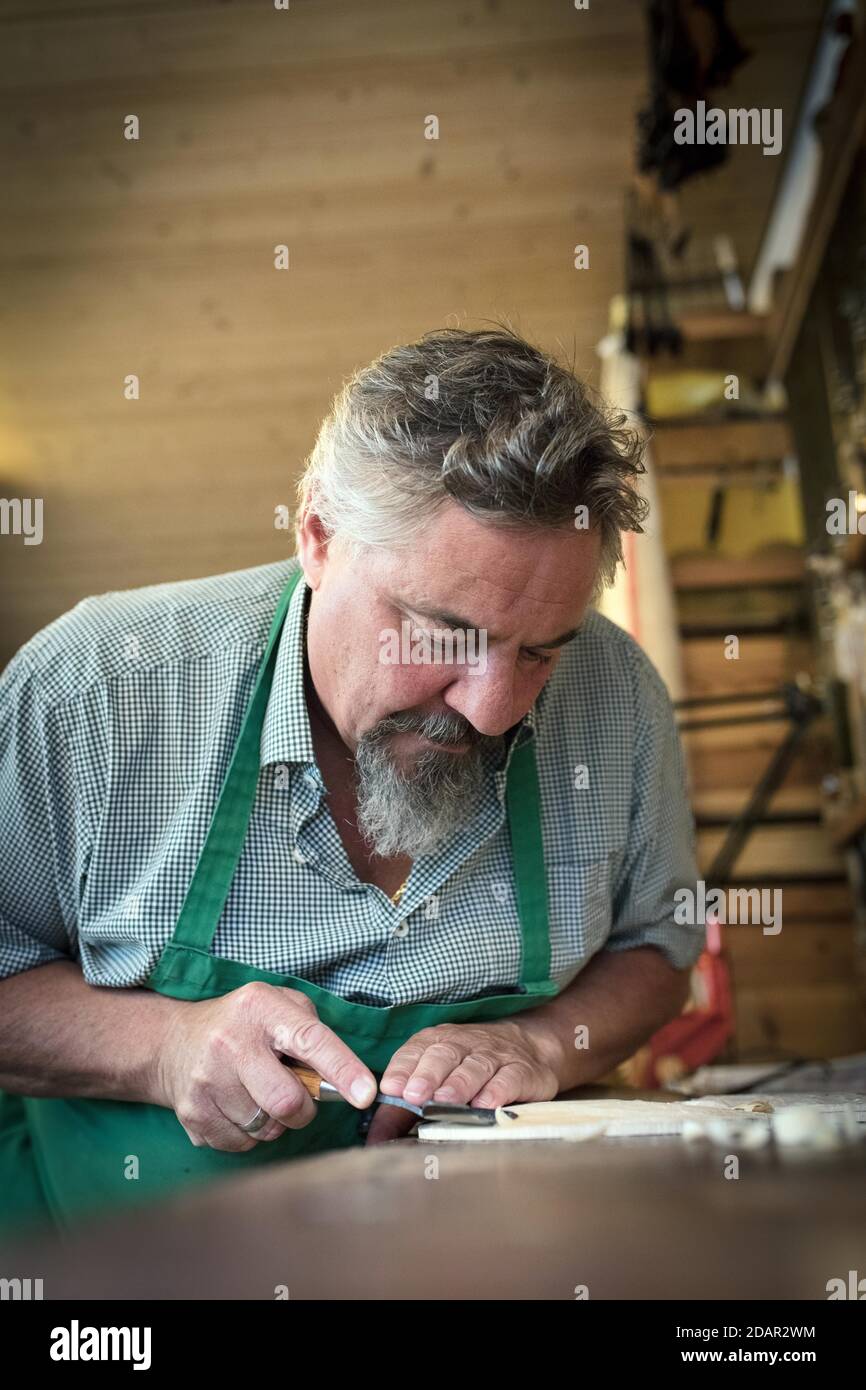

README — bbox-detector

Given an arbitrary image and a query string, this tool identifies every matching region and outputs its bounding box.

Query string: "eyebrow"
[398,600,582,651]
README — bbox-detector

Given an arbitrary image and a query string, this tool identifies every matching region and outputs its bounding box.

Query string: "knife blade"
[286,1061,509,1126]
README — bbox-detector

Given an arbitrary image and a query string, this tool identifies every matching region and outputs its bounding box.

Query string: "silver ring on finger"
[240,1105,269,1135]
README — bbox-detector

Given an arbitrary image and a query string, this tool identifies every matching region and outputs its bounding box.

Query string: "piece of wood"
[697,823,845,878]
[679,602,808,637]
[767,36,866,383]
[691,784,820,820]
[764,881,853,919]
[677,311,770,342]
[713,880,852,921]
[828,797,866,850]
[288,1063,325,1100]
[655,464,786,486]
[7,1130,866,1301]
[652,418,793,473]
[843,532,866,572]
[642,335,771,381]
[684,748,834,805]
[680,633,813,697]
[681,694,801,724]
[671,548,806,590]
[732,984,866,1057]
[417,1096,777,1142]
[726,920,857,988]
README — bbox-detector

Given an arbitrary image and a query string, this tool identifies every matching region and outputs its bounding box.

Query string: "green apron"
[0,567,558,1240]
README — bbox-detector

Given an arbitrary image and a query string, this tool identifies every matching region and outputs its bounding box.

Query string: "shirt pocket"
[547,850,622,959]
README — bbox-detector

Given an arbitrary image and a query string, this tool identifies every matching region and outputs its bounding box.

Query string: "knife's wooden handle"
[285,1061,325,1099]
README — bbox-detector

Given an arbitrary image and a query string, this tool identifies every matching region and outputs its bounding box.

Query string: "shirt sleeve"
[0,649,81,979]
[604,647,704,972]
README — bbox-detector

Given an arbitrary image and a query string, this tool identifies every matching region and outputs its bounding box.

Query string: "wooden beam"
[767,36,866,383]
[671,549,806,589]
[656,464,785,485]
[691,785,820,821]
[681,633,813,697]
[726,880,851,921]
[732,984,866,1056]
[697,823,845,878]
[727,921,857,988]
[828,797,866,851]
[651,417,793,472]
[844,531,866,572]
[678,311,771,342]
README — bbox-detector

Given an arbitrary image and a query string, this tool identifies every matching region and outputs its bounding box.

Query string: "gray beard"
[354,710,503,859]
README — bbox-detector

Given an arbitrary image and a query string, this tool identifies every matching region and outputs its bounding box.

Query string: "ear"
[295,493,332,591]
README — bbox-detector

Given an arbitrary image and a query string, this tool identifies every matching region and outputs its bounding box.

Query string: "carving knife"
[287,1061,511,1126]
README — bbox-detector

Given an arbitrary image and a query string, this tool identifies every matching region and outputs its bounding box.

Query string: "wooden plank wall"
[0,0,651,661]
[0,0,826,662]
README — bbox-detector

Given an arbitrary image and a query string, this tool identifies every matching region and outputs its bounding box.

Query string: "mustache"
[363,709,486,748]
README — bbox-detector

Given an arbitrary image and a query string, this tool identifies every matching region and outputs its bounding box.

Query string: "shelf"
[766,36,866,384]
[651,416,793,474]
[828,797,866,851]
[843,531,866,572]
[671,549,806,589]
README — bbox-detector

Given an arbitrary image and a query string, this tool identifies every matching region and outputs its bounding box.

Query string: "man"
[0,326,701,1233]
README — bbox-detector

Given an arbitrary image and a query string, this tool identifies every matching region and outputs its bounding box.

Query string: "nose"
[441,651,530,738]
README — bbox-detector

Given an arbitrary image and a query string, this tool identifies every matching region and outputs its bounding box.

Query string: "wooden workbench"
[5,1087,865,1300]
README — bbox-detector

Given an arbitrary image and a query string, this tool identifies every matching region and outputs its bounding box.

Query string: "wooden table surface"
[6,1087,866,1300]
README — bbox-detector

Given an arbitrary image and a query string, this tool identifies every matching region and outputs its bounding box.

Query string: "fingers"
[381,1037,500,1108]
[470,1061,536,1109]
[379,1023,558,1112]
[179,1081,291,1152]
[211,1101,287,1148]
[217,1098,288,1145]
[379,1036,441,1099]
[238,1113,286,1144]
[171,982,379,1155]
[178,1107,259,1152]
[428,1052,500,1104]
[236,1050,317,1131]
[269,994,378,1109]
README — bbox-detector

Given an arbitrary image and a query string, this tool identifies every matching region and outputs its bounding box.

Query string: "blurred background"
[2,0,866,1080]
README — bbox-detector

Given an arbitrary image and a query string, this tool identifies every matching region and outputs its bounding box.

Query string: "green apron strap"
[505,738,551,987]
[168,567,304,952]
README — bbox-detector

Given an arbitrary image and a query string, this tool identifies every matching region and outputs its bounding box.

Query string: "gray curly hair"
[296,324,648,591]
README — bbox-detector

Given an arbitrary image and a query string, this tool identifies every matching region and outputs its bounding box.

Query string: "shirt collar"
[260,571,316,768]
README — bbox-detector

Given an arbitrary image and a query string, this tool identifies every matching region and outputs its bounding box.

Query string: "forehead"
[369,503,601,624]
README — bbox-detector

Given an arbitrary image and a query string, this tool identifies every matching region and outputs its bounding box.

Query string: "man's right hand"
[154,980,377,1151]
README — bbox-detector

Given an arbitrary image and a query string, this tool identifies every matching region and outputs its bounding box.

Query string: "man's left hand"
[365,1019,563,1145]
